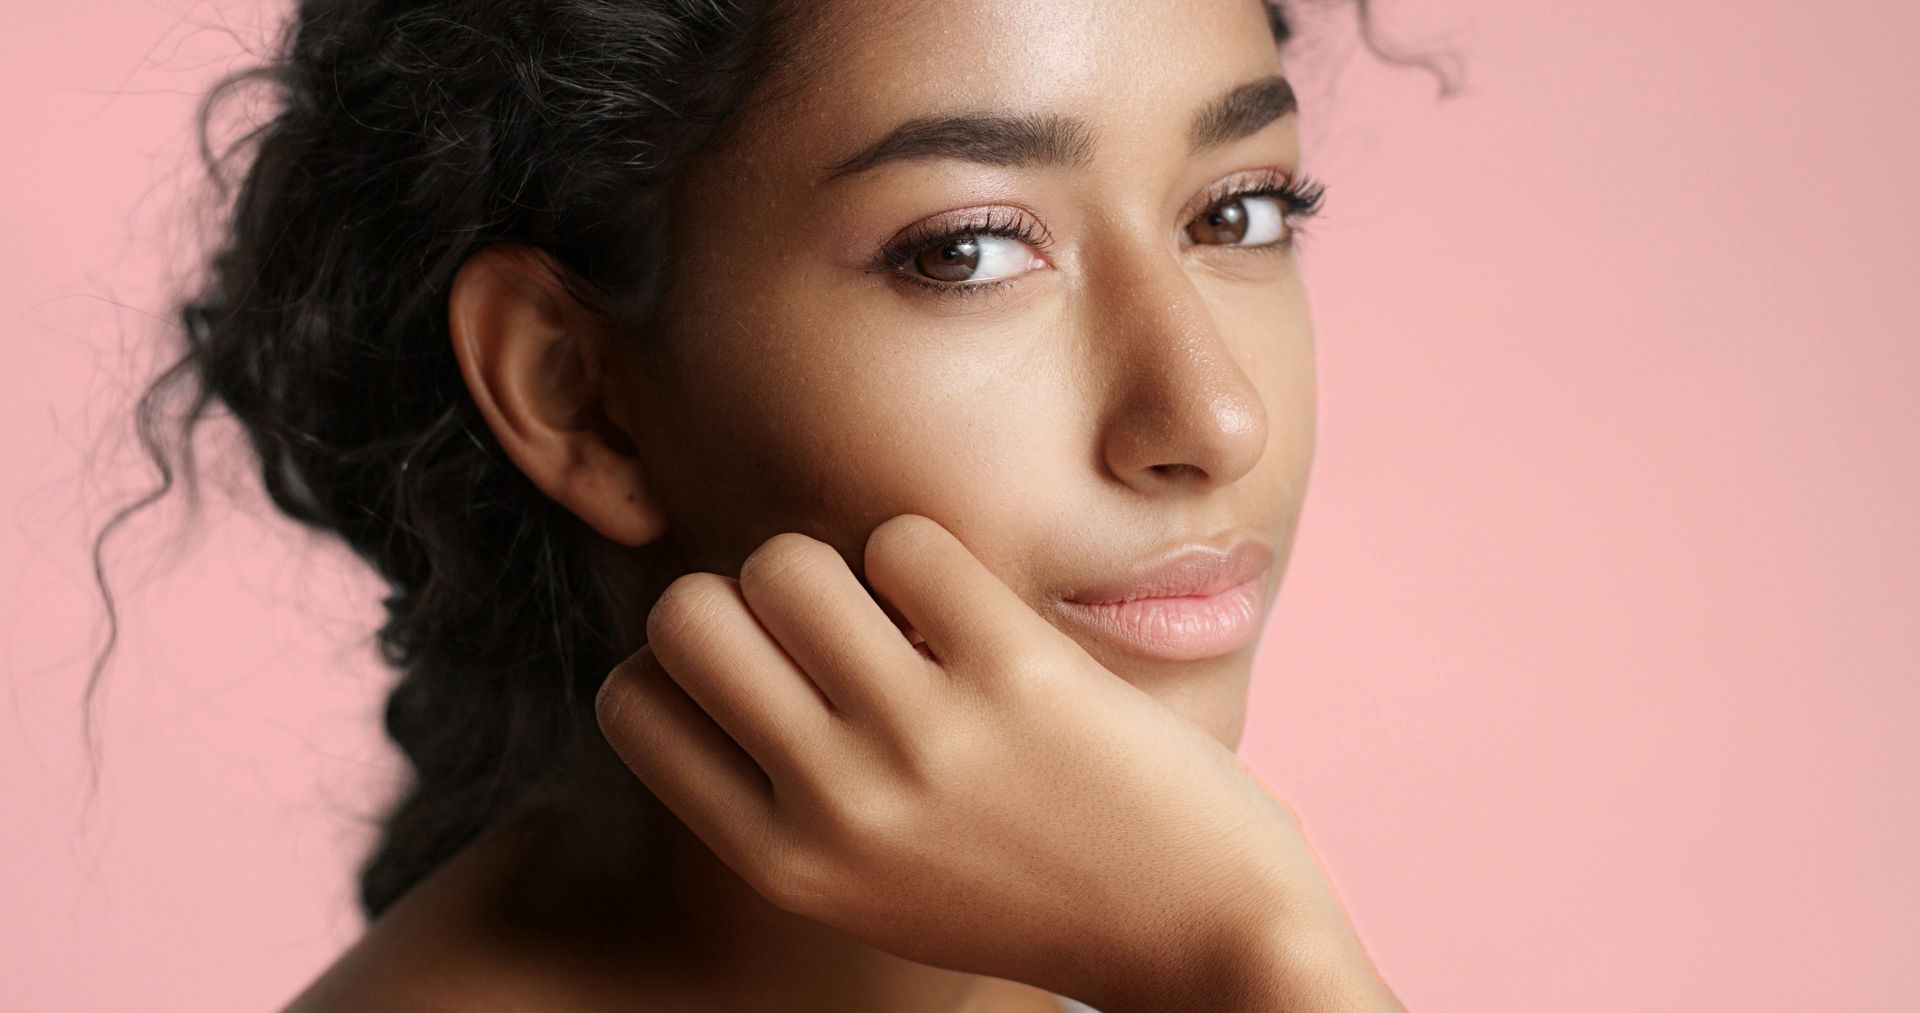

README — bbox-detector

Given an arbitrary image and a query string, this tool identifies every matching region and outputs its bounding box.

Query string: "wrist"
[1212,913,1403,1013]
[1069,908,1400,1013]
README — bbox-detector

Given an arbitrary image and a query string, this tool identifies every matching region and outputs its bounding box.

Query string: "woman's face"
[610,0,1315,750]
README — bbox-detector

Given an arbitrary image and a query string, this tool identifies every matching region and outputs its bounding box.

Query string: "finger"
[595,645,777,871]
[860,513,1047,666]
[645,572,839,794]
[737,532,934,722]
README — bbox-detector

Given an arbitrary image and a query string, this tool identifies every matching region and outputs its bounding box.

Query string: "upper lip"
[1063,536,1274,605]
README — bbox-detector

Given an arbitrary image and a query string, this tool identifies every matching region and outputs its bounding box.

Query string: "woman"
[113,0,1415,1007]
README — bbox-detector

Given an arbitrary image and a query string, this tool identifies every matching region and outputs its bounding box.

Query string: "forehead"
[741,0,1286,172]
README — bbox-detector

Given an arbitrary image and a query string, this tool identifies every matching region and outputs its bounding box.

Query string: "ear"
[447,242,667,547]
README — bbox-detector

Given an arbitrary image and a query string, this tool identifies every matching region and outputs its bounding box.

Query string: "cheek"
[1239,279,1316,483]
[636,303,1083,576]
[1273,327,1316,482]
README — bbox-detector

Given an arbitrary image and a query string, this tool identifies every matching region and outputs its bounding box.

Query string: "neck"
[476,724,1029,1012]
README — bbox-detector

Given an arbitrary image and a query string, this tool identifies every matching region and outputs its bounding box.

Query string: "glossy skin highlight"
[284,0,1369,1010]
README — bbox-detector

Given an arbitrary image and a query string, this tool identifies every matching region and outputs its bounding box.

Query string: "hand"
[594,513,1372,1007]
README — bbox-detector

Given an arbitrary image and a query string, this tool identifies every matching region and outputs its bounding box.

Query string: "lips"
[1065,538,1274,605]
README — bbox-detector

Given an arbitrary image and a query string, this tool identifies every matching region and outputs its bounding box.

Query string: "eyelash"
[874,168,1328,302]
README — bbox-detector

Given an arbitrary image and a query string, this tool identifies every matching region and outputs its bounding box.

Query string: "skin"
[284,0,1397,1010]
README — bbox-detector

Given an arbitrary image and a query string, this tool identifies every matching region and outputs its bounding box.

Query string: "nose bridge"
[1087,236,1269,488]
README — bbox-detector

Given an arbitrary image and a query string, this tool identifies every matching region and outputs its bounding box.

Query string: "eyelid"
[876,205,1054,271]
[1182,166,1321,229]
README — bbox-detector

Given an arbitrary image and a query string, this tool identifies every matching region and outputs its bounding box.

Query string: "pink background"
[5,1,1916,1009]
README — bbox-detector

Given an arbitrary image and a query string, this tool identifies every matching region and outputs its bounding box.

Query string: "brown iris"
[915,237,981,282]
[1189,198,1250,244]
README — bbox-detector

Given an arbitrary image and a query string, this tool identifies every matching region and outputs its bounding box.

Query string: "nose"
[1086,241,1270,494]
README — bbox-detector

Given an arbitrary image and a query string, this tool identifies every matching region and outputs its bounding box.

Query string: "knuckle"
[987,639,1057,687]
[888,713,968,788]
[595,653,670,766]
[594,658,640,730]
[739,531,833,592]
[979,641,1074,710]
[755,839,830,916]
[863,512,935,572]
[818,782,915,856]
[645,572,731,647]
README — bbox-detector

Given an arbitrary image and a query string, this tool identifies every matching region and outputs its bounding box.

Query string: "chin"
[1104,648,1255,751]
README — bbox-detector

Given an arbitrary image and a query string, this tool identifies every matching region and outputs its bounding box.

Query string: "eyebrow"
[816,75,1298,185]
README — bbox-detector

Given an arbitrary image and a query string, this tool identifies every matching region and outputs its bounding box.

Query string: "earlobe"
[446,242,668,548]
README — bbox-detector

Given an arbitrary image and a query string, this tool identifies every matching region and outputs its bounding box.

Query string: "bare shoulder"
[275,899,543,1013]
[276,818,673,1013]
[277,890,676,1013]
[282,973,495,1013]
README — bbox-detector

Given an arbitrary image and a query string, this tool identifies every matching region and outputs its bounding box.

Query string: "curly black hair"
[85,0,1453,924]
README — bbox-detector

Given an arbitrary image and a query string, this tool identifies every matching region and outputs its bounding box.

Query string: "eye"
[904,233,1042,286]
[874,207,1054,295]
[1189,193,1288,246]
[1184,171,1327,250]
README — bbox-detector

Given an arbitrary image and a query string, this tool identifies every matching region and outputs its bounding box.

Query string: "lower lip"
[1056,573,1266,662]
